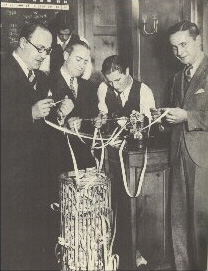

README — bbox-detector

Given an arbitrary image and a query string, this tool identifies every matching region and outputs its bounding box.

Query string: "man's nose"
[177,46,184,56]
[63,35,69,41]
[41,50,47,58]
[78,61,85,70]
[111,82,117,89]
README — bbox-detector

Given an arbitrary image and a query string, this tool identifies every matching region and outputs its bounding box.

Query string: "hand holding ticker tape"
[45,108,170,198]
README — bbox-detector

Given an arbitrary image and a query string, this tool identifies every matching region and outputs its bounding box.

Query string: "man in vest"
[96,55,155,130]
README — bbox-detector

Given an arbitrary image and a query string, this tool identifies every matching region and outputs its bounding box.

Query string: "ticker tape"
[1,2,69,10]
[45,109,170,197]
[45,108,170,145]
[118,108,170,198]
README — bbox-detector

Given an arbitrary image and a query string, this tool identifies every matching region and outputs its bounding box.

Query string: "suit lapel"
[76,78,83,104]
[12,56,37,93]
[58,71,75,101]
[184,55,208,103]
[59,71,69,89]
[174,71,185,107]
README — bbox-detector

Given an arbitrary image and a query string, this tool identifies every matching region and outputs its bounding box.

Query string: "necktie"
[184,64,193,82]
[62,42,67,50]
[28,70,37,90]
[117,93,123,107]
[70,77,77,99]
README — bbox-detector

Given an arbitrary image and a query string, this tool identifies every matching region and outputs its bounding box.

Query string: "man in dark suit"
[164,21,208,270]
[48,11,80,75]
[1,22,72,270]
[50,40,98,173]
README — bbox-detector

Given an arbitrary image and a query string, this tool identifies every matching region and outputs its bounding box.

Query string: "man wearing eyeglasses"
[1,22,71,270]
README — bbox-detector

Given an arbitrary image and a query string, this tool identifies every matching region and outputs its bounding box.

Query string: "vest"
[105,80,141,117]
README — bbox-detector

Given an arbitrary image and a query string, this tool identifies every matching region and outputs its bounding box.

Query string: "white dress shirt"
[57,35,71,49]
[97,76,155,121]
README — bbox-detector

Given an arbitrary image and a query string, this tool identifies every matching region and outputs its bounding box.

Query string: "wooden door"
[75,0,118,84]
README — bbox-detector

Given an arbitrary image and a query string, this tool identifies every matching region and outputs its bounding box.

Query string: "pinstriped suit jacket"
[170,55,208,167]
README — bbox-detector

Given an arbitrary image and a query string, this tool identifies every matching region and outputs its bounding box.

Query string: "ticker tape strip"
[45,119,110,141]
[45,108,170,146]
[118,108,170,198]
[1,2,69,10]
[45,109,170,196]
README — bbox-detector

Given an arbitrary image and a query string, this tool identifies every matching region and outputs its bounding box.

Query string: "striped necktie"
[28,70,37,90]
[70,77,77,99]
[184,64,193,82]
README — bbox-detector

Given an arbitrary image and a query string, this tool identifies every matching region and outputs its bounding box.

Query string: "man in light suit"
[165,21,208,270]
[1,22,72,270]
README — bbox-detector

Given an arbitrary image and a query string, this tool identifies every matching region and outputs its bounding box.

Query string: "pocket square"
[194,88,205,94]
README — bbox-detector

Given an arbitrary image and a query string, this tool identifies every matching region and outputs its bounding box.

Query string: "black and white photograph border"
[1,0,208,270]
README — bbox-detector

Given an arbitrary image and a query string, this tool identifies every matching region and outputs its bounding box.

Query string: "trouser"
[170,146,208,270]
[1,161,58,270]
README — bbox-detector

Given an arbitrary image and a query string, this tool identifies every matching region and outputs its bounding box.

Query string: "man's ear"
[63,51,69,61]
[196,35,202,47]
[19,37,26,49]
[125,67,130,76]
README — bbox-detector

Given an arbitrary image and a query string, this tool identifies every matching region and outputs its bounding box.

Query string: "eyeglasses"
[26,39,52,55]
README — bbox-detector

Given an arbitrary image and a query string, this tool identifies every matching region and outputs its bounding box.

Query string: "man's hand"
[58,96,74,118]
[32,98,53,120]
[117,116,128,127]
[165,107,187,124]
[150,108,163,122]
[93,113,108,128]
[67,117,82,131]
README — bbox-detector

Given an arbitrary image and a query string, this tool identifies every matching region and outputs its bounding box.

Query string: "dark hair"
[64,40,90,56]
[19,22,50,40]
[54,11,74,32]
[168,20,200,40]
[101,55,128,75]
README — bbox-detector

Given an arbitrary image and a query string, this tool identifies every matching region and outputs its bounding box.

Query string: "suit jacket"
[51,70,98,132]
[170,55,208,167]
[1,55,53,209]
[1,56,53,270]
[2,56,50,174]
[50,71,98,172]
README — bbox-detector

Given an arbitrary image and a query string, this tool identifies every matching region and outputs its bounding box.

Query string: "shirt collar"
[114,75,133,103]
[12,51,30,77]
[60,66,78,92]
[57,35,71,47]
